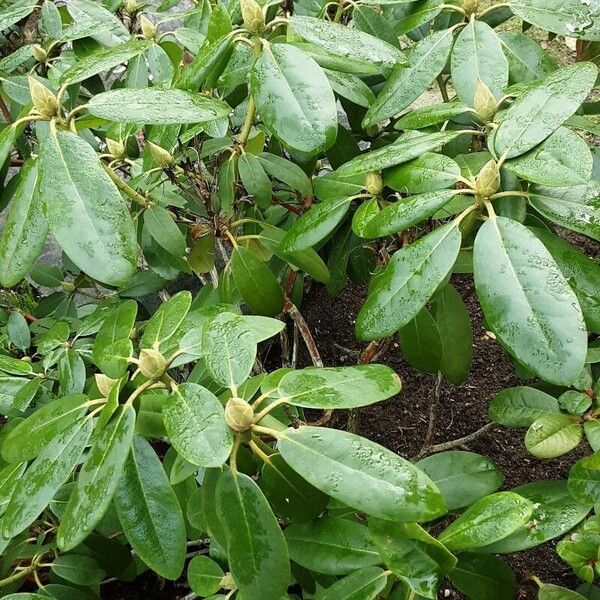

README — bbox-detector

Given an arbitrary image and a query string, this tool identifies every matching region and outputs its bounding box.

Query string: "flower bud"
[61,281,76,292]
[240,0,265,34]
[139,15,156,40]
[220,574,236,590]
[106,138,125,159]
[364,171,383,195]
[225,397,254,432]
[147,141,174,167]
[475,160,500,198]
[124,0,138,13]
[28,76,58,118]
[138,348,167,379]
[462,0,478,15]
[473,78,498,122]
[95,374,118,397]
[32,45,47,62]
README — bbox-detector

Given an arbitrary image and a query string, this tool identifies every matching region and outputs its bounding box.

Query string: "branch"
[415,423,495,459]
[0,96,12,123]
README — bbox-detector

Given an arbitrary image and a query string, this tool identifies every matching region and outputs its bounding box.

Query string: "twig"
[414,423,495,459]
[0,96,12,123]
[422,372,443,449]
[284,300,322,368]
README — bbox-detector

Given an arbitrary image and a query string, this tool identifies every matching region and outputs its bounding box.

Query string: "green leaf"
[288,16,406,75]
[251,43,337,154]
[38,123,137,286]
[362,190,457,239]
[489,386,560,427]
[363,29,454,127]
[0,124,18,170]
[0,0,37,31]
[477,480,592,553]
[498,31,557,84]
[60,39,152,85]
[2,394,89,463]
[0,159,47,288]
[493,62,597,158]
[568,451,600,505]
[115,436,186,580]
[2,418,93,539]
[216,470,290,600]
[238,153,272,208]
[417,451,503,512]
[52,554,105,586]
[324,68,376,108]
[88,88,231,124]
[187,555,224,596]
[144,205,187,258]
[231,246,284,317]
[163,383,233,467]
[0,462,26,517]
[537,583,588,600]
[398,308,442,374]
[93,300,137,367]
[57,405,136,551]
[448,553,516,600]
[356,223,462,340]
[505,127,592,186]
[278,426,446,522]
[370,519,456,599]
[277,364,401,409]
[473,217,587,386]
[7,311,30,351]
[510,0,600,41]
[395,101,473,130]
[384,153,461,195]
[336,131,463,176]
[528,182,600,242]
[202,312,256,388]
[176,35,233,91]
[525,412,582,459]
[322,567,388,600]
[141,291,191,351]
[285,517,381,575]
[451,19,508,106]
[280,197,351,253]
[260,453,328,524]
[438,491,534,551]
[257,152,312,197]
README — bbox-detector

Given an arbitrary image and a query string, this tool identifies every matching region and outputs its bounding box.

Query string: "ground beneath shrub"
[102,268,594,599]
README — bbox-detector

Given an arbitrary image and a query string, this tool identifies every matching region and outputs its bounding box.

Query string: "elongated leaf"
[92,299,137,367]
[231,246,284,317]
[568,451,600,505]
[115,436,186,580]
[257,152,312,197]
[398,308,442,373]
[141,291,191,351]
[364,29,453,127]
[88,88,230,124]
[288,16,405,75]
[525,413,583,458]
[363,190,457,239]
[384,153,461,194]
[396,101,472,130]
[285,517,380,575]
[163,383,232,467]
[278,426,446,522]
[528,182,600,242]
[448,553,516,600]
[38,123,137,286]
[417,451,503,511]
[251,43,337,155]
[58,405,136,551]
[2,418,92,539]
[216,470,290,600]
[356,223,461,340]
[473,217,586,386]
[324,68,376,108]
[494,62,597,158]
[0,0,37,30]
[51,554,104,586]
[277,364,401,409]
[538,583,588,600]
[322,567,388,600]
[489,386,560,427]
[0,159,47,287]
[280,197,352,253]
[438,491,534,551]
[0,462,26,517]
[499,31,557,84]
[238,153,272,208]
[177,35,233,91]
[505,127,592,186]
[60,39,152,85]
[451,20,508,106]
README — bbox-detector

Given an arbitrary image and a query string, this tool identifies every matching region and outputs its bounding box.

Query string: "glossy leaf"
[473,217,586,386]
[568,451,600,505]
[322,567,388,600]
[187,555,224,596]
[489,386,560,427]
[384,153,461,195]
[398,308,443,374]
[525,412,582,458]
[448,553,516,600]
[140,291,191,351]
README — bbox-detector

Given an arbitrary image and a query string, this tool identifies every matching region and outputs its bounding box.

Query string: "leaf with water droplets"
[489,386,560,427]
[537,583,588,600]
[321,567,388,600]
[568,451,600,505]
[385,153,461,195]
[278,426,446,522]
[473,217,587,386]
[357,222,462,340]
[525,413,582,458]
[448,553,516,600]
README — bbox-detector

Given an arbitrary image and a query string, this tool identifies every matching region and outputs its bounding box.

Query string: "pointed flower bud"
[95,374,118,397]
[475,159,500,198]
[240,0,265,34]
[147,141,174,167]
[364,171,383,195]
[28,76,58,118]
[462,0,478,15]
[225,397,254,432]
[139,15,156,40]
[124,0,138,13]
[106,138,125,159]
[473,78,498,122]
[32,45,47,62]
[138,348,167,379]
